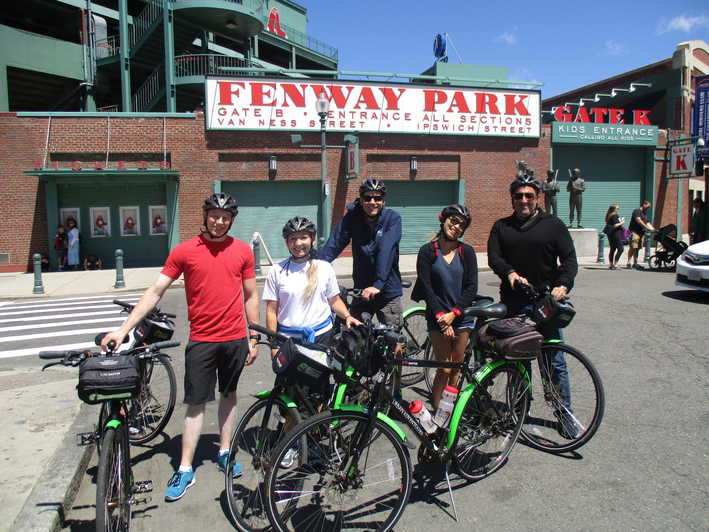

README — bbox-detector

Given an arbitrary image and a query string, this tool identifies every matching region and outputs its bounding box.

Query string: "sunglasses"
[447,218,467,228]
[362,195,384,203]
[513,192,537,200]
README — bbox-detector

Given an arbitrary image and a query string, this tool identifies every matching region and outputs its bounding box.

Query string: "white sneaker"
[280,447,298,468]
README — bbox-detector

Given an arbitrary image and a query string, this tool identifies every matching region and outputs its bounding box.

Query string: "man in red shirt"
[101,193,259,501]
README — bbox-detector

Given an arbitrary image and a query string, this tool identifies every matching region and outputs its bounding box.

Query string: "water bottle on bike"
[433,385,459,428]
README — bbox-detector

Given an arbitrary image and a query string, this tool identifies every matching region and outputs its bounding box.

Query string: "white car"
[675,240,709,292]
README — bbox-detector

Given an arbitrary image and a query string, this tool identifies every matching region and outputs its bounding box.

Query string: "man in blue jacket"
[319,178,403,327]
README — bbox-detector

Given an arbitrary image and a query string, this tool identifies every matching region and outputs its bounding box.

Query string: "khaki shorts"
[630,232,644,249]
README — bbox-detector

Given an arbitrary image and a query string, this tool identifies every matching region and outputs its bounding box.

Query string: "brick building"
[0,1,706,272]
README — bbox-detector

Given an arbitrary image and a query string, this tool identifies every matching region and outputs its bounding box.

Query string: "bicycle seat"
[463,299,508,319]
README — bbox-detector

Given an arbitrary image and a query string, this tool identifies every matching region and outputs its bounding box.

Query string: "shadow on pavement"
[661,290,709,304]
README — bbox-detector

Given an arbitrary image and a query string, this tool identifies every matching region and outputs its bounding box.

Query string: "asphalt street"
[5,267,707,531]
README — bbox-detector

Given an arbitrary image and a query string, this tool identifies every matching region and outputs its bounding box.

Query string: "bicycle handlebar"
[247,323,329,352]
[112,299,177,319]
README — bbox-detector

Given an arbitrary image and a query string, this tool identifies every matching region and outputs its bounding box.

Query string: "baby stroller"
[649,224,688,270]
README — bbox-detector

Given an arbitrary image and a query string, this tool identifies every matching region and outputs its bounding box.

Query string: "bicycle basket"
[478,317,542,361]
[272,338,341,388]
[530,294,576,329]
[77,355,140,405]
[333,325,382,377]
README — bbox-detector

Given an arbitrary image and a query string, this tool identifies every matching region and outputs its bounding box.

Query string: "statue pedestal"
[568,228,598,257]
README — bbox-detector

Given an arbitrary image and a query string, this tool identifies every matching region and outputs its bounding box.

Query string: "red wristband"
[451,307,462,317]
[435,312,445,319]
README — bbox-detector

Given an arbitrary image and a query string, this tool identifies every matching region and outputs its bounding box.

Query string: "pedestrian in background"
[690,197,705,244]
[66,217,80,270]
[604,205,625,269]
[53,225,68,270]
[626,200,655,269]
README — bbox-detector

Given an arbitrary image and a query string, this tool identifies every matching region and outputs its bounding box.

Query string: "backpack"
[620,228,631,245]
[478,317,543,361]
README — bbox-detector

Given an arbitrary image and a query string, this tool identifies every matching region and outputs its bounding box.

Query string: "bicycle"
[335,281,429,387]
[225,324,365,532]
[510,281,605,453]
[95,300,178,445]
[39,339,180,531]
[262,298,531,532]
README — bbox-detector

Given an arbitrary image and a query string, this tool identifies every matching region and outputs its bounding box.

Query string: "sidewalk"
[0,253,601,300]
[2,252,602,530]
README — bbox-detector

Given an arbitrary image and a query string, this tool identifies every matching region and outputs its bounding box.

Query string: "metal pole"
[252,234,262,276]
[319,111,329,247]
[114,249,125,288]
[32,253,44,294]
[596,234,605,264]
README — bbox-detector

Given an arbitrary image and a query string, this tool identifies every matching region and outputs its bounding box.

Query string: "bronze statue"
[515,160,529,177]
[566,168,585,228]
[542,169,560,216]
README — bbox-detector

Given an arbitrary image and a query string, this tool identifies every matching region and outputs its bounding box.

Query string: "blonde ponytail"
[303,259,319,301]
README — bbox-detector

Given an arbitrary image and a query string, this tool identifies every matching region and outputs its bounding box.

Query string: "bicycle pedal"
[133,480,153,493]
[76,432,97,446]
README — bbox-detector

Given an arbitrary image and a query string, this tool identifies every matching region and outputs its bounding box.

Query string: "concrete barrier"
[568,228,598,258]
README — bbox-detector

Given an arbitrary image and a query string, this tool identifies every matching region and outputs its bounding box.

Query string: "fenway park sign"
[205,78,540,138]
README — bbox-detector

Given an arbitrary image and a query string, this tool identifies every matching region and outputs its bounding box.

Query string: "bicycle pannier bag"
[77,355,140,404]
[478,317,543,361]
[272,338,340,388]
[530,294,576,329]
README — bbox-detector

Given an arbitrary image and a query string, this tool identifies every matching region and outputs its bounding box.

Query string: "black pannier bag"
[77,355,141,404]
[332,325,382,377]
[478,317,543,361]
[271,338,342,389]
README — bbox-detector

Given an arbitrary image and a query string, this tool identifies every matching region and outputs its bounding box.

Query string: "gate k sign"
[670,145,695,176]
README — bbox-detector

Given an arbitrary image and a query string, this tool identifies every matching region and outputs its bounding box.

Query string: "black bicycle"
[511,281,605,453]
[39,340,179,531]
[95,300,178,445]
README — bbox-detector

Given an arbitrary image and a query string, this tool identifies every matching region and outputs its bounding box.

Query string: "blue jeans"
[505,301,571,410]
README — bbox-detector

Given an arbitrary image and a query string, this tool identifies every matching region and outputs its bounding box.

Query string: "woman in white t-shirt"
[262,217,360,346]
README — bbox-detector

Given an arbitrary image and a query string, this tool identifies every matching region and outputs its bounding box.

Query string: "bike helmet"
[203,193,239,216]
[359,178,387,196]
[282,216,317,239]
[439,204,471,228]
[509,174,542,195]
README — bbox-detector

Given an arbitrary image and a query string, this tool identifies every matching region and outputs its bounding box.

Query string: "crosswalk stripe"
[0,316,125,333]
[18,292,143,304]
[0,327,112,344]
[0,310,121,324]
[0,303,138,317]
[1,296,139,312]
[0,341,96,359]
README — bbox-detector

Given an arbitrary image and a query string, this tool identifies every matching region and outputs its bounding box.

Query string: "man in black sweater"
[487,174,579,439]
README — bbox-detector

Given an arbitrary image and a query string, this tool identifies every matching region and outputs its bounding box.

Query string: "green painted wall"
[420,62,509,86]
[552,146,648,232]
[56,182,169,268]
[0,24,85,111]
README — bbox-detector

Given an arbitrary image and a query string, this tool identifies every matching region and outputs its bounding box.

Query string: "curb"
[12,402,95,532]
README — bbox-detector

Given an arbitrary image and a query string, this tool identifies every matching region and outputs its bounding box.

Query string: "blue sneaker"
[217,452,243,477]
[165,470,195,501]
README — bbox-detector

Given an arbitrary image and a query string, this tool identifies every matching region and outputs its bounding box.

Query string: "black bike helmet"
[282,216,317,239]
[439,204,471,228]
[509,174,542,195]
[203,193,239,216]
[359,178,387,196]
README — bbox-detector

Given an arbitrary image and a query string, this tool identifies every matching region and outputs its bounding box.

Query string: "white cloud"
[604,40,626,56]
[495,28,518,46]
[656,14,709,35]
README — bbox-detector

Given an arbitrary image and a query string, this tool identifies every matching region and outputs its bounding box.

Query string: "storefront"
[550,113,658,232]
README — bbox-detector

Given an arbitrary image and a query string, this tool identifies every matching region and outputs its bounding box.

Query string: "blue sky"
[303,0,708,99]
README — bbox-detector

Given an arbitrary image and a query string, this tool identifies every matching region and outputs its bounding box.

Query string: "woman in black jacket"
[411,204,478,409]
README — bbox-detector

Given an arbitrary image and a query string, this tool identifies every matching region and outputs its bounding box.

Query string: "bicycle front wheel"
[453,362,528,481]
[399,309,428,386]
[127,354,176,445]
[266,410,412,532]
[96,426,132,531]
[520,343,605,453]
[226,397,302,532]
